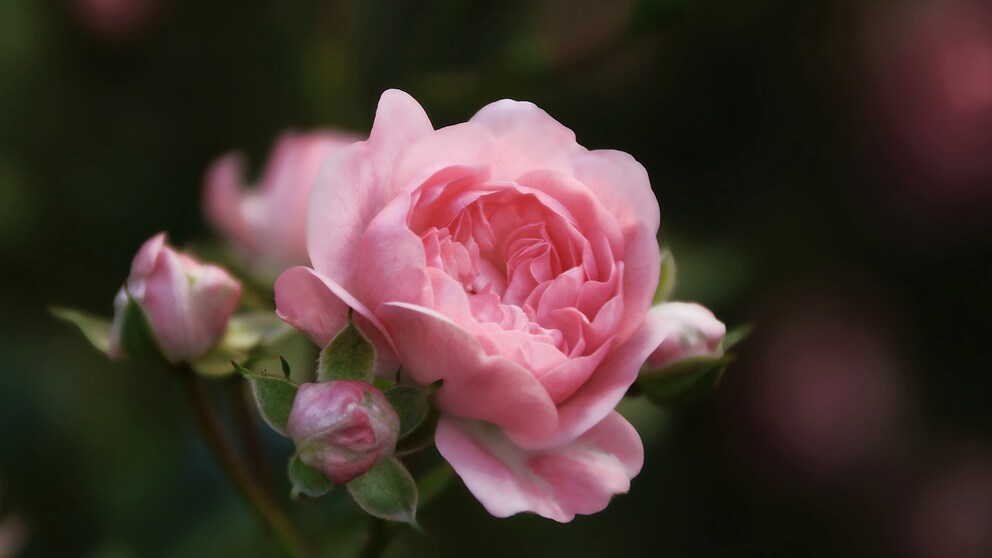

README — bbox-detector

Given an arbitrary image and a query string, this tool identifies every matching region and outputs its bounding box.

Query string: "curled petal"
[376,302,558,439]
[436,412,643,522]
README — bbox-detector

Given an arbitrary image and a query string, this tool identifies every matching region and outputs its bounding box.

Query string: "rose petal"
[275,266,400,378]
[508,309,667,449]
[307,90,434,286]
[376,301,558,439]
[435,412,643,522]
[572,149,661,233]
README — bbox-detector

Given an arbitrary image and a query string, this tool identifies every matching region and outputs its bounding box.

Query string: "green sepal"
[394,405,440,456]
[653,248,677,303]
[346,457,419,528]
[722,323,752,352]
[287,453,334,499]
[119,295,164,362]
[50,306,112,355]
[383,385,431,439]
[318,312,375,382]
[637,354,732,409]
[234,362,298,436]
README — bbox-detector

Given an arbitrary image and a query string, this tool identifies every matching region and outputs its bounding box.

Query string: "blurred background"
[2,0,992,556]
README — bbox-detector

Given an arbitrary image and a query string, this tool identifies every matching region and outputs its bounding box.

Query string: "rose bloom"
[108,233,241,363]
[275,90,666,521]
[204,131,359,280]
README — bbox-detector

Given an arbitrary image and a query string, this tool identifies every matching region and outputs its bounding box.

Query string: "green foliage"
[50,306,112,355]
[383,385,430,439]
[318,314,375,382]
[347,457,419,527]
[287,453,334,499]
[234,362,298,436]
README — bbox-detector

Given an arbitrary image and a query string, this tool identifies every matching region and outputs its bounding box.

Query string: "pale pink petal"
[307,90,434,286]
[572,149,661,233]
[203,154,256,256]
[508,310,667,449]
[647,302,726,367]
[618,220,662,340]
[139,245,197,360]
[375,302,558,439]
[128,232,167,279]
[435,412,643,522]
[470,99,578,149]
[275,267,400,378]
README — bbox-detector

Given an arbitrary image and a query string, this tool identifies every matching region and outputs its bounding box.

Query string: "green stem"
[178,366,315,558]
[227,378,272,489]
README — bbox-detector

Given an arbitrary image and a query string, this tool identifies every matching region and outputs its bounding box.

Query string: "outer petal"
[376,302,558,439]
[275,267,400,378]
[618,220,662,340]
[307,90,434,286]
[509,309,667,449]
[436,412,643,522]
[572,149,661,233]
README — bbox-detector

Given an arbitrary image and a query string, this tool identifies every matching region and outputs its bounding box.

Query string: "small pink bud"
[646,302,726,368]
[288,381,400,485]
[108,233,242,363]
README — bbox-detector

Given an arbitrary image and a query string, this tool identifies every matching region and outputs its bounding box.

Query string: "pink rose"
[275,90,667,521]
[204,131,359,279]
[646,302,726,368]
[109,233,241,363]
[288,381,400,485]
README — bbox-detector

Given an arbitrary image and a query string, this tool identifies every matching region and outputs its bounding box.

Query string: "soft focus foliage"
[4,0,991,556]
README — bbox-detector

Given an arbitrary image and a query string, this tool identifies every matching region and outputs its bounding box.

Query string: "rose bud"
[204,131,359,281]
[287,381,401,485]
[646,302,726,369]
[108,233,242,363]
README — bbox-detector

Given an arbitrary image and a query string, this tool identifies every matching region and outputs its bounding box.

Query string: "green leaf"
[416,462,455,512]
[722,323,753,352]
[287,453,334,499]
[637,355,732,409]
[50,306,112,354]
[234,362,298,436]
[119,295,164,361]
[653,248,677,303]
[279,356,292,379]
[347,457,419,527]
[383,385,430,439]
[318,315,375,382]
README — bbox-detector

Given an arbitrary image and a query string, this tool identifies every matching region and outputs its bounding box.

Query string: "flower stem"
[227,377,272,488]
[178,366,314,558]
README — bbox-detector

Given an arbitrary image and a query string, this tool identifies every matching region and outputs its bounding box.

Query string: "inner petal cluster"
[410,179,624,384]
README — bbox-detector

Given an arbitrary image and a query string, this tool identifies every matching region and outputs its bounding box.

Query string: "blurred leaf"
[383,385,430,439]
[234,362,298,436]
[119,295,164,362]
[318,314,374,382]
[50,306,112,355]
[347,457,419,527]
[637,355,732,409]
[416,462,455,512]
[287,453,334,499]
[722,324,753,351]
[654,248,677,303]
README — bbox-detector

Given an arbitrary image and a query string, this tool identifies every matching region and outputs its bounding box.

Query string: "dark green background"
[2,0,991,556]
